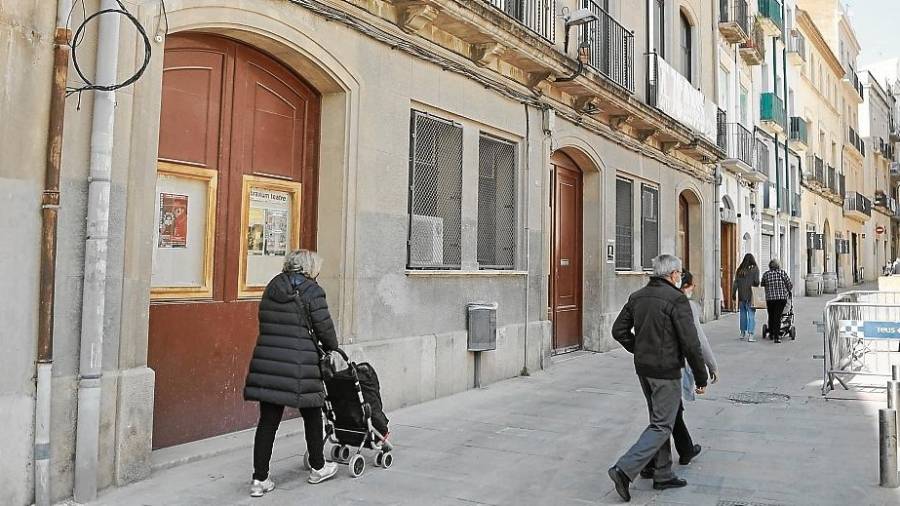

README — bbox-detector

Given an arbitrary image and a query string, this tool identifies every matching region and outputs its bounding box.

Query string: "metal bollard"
[888,381,900,412]
[880,409,899,488]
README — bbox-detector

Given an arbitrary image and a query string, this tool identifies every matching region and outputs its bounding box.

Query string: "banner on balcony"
[654,57,717,143]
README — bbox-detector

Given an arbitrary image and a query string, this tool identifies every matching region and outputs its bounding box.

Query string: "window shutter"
[615,178,633,270]
[641,184,659,269]
[408,110,463,269]
[477,134,517,269]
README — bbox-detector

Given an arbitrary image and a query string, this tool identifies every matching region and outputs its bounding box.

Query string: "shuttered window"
[641,184,659,269]
[615,178,633,270]
[477,134,517,269]
[408,110,463,269]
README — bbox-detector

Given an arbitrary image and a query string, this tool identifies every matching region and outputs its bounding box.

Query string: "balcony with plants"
[844,191,872,222]
[760,92,786,135]
[757,0,784,37]
[739,17,766,65]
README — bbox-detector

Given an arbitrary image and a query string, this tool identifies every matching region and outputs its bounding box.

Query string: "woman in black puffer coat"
[243,250,340,497]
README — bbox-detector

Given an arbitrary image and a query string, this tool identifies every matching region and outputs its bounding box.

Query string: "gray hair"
[283,249,323,278]
[652,254,683,277]
[769,259,780,270]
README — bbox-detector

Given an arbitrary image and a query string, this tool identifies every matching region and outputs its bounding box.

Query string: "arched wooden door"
[148,34,321,449]
[550,152,583,352]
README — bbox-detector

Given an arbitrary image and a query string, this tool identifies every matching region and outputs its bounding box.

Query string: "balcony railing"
[827,165,837,194]
[790,117,808,146]
[788,30,806,63]
[875,193,899,216]
[757,140,771,177]
[487,0,555,42]
[813,156,825,186]
[792,192,801,217]
[739,18,766,65]
[839,173,846,197]
[848,127,865,155]
[579,0,635,92]
[761,92,786,132]
[647,52,719,142]
[722,122,755,166]
[844,191,872,217]
[719,0,750,42]
[757,0,784,36]
[843,66,864,100]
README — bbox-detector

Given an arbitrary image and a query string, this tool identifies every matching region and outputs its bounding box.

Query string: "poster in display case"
[239,176,302,297]
[151,163,217,299]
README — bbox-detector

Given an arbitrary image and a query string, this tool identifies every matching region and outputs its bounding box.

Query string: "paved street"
[88,291,900,506]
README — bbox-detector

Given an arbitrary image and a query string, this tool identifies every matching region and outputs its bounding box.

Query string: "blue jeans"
[739,301,756,335]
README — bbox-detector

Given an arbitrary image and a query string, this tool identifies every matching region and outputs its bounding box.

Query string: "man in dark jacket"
[607,254,708,502]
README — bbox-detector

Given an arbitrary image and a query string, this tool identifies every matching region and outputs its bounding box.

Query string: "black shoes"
[639,467,655,479]
[608,466,631,502]
[679,444,702,465]
[653,477,688,490]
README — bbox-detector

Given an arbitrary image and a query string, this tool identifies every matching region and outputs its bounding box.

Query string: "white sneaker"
[747,334,757,342]
[308,461,338,484]
[250,478,275,497]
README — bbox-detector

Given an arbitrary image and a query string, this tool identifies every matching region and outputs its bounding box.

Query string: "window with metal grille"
[615,178,633,270]
[641,184,659,269]
[408,111,463,269]
[478,134,517,269]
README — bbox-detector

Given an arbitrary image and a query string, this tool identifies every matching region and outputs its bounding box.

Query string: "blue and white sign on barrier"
[839,320,900,340]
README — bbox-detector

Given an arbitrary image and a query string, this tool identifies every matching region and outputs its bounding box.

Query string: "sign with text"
[839,320,900,340]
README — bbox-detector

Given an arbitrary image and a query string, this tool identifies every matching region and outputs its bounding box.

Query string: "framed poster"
[151,162,217,299]
[238,176,302,298]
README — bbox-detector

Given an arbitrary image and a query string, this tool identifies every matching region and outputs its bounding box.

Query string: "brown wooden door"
[148,34,320,449]
[550,153,583,351]
[720,222,736,311]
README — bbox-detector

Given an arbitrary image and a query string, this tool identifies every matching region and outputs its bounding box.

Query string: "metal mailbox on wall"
[467,303,498,352]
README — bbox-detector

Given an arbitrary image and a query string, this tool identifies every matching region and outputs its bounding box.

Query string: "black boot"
[607,466,631,502]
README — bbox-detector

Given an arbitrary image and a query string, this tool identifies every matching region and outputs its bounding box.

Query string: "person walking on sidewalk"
[608,255,709,502]
[640,271,718,481]
[760,259,792,344]
[243,250,340,497]
[732,253,761,342]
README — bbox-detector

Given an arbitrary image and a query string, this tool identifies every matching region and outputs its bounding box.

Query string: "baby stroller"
[304,348,394,478]
[762,293,796,341]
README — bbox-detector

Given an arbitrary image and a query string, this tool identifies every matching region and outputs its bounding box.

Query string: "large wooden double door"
[148,34,321,449]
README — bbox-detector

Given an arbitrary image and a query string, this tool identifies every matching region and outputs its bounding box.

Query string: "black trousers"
[252,402,325,481]
[766,299,787,339]
[642,401,694,472]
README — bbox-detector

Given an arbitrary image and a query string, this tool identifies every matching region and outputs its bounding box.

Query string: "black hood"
[264,272,300,304]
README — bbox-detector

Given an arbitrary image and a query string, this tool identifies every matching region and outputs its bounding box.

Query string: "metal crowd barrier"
[822,291,900,396]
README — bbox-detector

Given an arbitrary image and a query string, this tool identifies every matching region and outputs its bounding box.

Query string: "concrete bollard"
[880,408,899,488]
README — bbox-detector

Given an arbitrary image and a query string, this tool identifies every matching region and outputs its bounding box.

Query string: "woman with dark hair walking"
[732,253,761,342]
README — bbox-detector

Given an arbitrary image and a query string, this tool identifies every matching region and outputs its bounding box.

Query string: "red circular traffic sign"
[876,225,886,234]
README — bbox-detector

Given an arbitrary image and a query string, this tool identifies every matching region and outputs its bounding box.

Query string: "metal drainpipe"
[782,1,790,270]
[35,2,72,505]
[712,0,722,319]
[73,0,120,502]
[521,103,531,376]
[771,24,780,261]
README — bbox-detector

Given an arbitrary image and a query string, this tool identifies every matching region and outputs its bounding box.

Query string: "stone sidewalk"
[87,291,900,506]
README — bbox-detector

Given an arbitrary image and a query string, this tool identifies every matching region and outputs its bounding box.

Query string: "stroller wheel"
[339,446,352,462]
[790,327,796,341]
[330,445,341,461]
[381,452,394,469]
[349,454,366,478]
[374,453,383,467]
[303,450,311,470]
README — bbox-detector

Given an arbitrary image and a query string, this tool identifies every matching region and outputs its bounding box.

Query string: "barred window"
[408,111,463,269]
[641,184,659,269]
[477,134,517,269]
[615,178,633,270]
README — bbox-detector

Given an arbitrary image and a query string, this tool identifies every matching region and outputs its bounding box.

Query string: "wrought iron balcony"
[811,155,825,187]
[486,0,555,41]
[847,127,865,156]
[757,0,784,37]
[789,117,808,149]
[719,0,750,43]
[739,18,766,65]
[721,123,764,180]
[579,0,635,92]
[875,192,899,216]
[842,66,864,101]
[787,30,806,65]
[844,191,872,222]
[826,165,838,195]
[760,92,786,134]
[756,140,771,179]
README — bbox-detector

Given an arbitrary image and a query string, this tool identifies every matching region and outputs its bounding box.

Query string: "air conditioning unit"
[410,214,444,267]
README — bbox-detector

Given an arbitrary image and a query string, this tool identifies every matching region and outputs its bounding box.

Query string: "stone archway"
[677,188,704,295]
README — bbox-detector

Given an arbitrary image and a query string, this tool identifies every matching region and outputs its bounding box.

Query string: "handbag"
[751,286,767,309]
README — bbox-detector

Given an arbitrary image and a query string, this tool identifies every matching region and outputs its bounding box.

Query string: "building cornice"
[797,9,844,77]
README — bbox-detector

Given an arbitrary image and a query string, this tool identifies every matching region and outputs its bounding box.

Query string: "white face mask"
[684,288,694,299]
